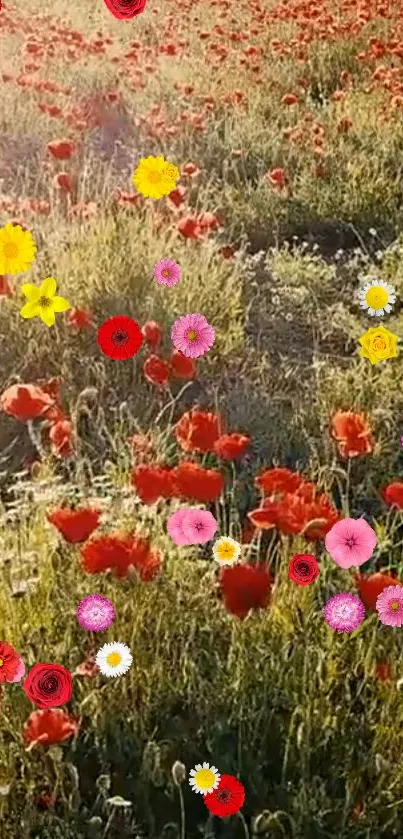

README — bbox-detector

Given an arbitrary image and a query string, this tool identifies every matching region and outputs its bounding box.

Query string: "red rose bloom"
[204,775,245,817]
[47,507,100,543]
[23,709,78,749]
[0,641,20,682]
[383,482,403,509]
[97,316,143,360]
[214,433,250,460]
[102,0,147,19]
[288,553,319,586]
[219,563,272,619]
[23,664,73,709]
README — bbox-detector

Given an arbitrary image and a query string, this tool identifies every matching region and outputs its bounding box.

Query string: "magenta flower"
[376,585,403,626]
[171,313,215,358]
[9,657,25,683]
[325,517,377,569]
[153,258,181,287]
[181,509,218,544]
[324,593,365,633]
[76,595,115,632]
[167,508,190,546]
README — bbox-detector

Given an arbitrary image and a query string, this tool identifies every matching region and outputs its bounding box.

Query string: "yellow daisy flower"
[132,155,180,199]
[20,277,70,328]
[0,224,36,275]
[212,536,241,566]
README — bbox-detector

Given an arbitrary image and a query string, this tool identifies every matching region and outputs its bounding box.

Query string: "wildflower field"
[3,0,403,835]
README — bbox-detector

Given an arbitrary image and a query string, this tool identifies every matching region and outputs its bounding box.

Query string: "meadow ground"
[2,0,403,836]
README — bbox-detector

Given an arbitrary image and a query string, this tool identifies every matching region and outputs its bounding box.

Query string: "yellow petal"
[40,306,55,327]
[20,301,40,319]
[21,283,40,301]
[52,296,70,312]
[40,277,57,298]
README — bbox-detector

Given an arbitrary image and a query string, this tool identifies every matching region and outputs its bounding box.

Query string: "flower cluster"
[189,762,245,817]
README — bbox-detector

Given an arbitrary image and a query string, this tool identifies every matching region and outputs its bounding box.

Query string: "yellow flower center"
[194,768,215,790]
[390,601,400,611]
[187,330,197,341]
[365,286,389,309]
[106,652,122,666]
[0,658,3,667]
[147,170,163,185]
[38,296,52,308]
[162,269,170,277]
[218,541,235,560]
[3,242,19,258]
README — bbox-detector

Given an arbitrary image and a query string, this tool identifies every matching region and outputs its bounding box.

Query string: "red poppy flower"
[49,419,74,458]
[23,663,73,709]
[354,570,403,611]
[131,464,175,504]
[383,482,403,508]
[169,350,196,380]
[97,316,143,360]
[52,172,75,192]
[0,275,14,296]
[66,308,93,328]
[102,0,146,19]
[374,662,391,682]
[331,411,374,458]
[80,532,161,579]
[128,434,155,462]
[142,320,162,350]
[167,186,186,209]
[175,409,221,454]
[23,709,78,750]
[143,355,171,387]
[249,491,339,541]
[220,563,271,619]
[172,461,224,502]
[0,383,55,421]
[265,168,288,189]
[281,93,298,105]
[204,774,245,817]
[214,433,250,460]
[0,642,20,682]
[197,212,222,232]
[255,467,304,496]
[288,553,319,586]
[47,507,101,543]
[73,657,100,678]
[177,215,203,239]
[47,139,76,160]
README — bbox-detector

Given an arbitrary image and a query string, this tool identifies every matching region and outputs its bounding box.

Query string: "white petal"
[368,308,376,316]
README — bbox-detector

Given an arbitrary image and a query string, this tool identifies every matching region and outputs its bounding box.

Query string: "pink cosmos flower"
[9,657,25,683]
[76,595,115,632]
[376,585,403,626]
[153,258,181,287]
[325,517,377,569]
[171,314,215,358]
[167,508,190,545]
[181,509,218,544]
[324,593,365,633]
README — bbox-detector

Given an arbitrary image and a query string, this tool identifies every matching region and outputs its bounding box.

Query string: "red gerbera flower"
[0,641,20,682]
[219,563,272,619]
[47,507,101,543]
[97,315,143,360]
[203,775,245,817]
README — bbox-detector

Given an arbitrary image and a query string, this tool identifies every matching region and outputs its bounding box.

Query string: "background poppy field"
[2,0,403,836]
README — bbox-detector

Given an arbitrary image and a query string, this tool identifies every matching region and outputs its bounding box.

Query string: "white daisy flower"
[96,642,132,678]
[212,536,241,566]
[189,762,220,794]
[358,280,396,317]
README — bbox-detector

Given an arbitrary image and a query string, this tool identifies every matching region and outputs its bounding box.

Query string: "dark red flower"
[0,275,14,296]
[97,316,143,360]
[219,563,272,619]
[214,433,250,460]
[175,409,221,453]
[354,570,403,611]
[23,709,78,750]
[143,354,171,387]
[172,461,224,503]
[288,553,319,586]
[102,0,147,19]
[169,350,196,380]
[47,139,76,160]
[131,464,175,504]
[80,532,162,580]
[204,775,245,817]
[0,642,20,682]
[142,320,162,350]
[47,507,101,543]
[383,482,403,509]
[23,663,73,709]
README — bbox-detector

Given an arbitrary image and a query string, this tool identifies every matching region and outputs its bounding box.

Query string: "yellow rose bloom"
[358,325,398,365]
[132,155,179,199]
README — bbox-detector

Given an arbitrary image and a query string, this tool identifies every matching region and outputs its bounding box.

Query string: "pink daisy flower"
[171,313,215,358]
[325,517,377,569]
[324,593,365,633]
[167,508,190,546]
[376,585,403,626]
[153,258,181,288]
[76,594,115,632]
[181,509,218,544]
